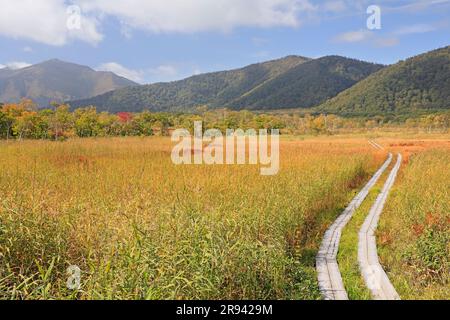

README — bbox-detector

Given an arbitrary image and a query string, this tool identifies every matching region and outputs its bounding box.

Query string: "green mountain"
[229,56,383,110]
[317,46,450,116]
[70,55,383,112]
[0,59,138,107]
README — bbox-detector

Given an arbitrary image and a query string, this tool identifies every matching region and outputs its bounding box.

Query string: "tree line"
[0,99,448,140]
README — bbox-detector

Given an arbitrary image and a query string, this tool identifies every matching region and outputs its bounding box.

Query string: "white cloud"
[77,0,315,33]
[97,62,181,83]
[0,0,316,45]
[386,0,450,13]
[0,0,446,47]
[0,64,6,69]
[97,62,144,83]
[0,0,102,46]
[323,0,347,12]
[333,28,400,47]
[375,37,400,48]
[23,46,33,52]
[394,24,437,36]
[334,29,372,43]
[4,61,32,70]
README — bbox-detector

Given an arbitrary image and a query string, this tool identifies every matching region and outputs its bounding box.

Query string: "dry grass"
[378,143,449,300]
[0,136,381,300]
[2,134,447,300]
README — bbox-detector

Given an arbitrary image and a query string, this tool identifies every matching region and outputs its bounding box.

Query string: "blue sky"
[0,0,449,84]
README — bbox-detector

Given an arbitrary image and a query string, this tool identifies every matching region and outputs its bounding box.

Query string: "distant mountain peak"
[0,59,138,107]
[37,59,93,70]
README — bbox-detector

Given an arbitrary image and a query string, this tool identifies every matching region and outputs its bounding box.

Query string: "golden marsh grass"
[0,136,383,299]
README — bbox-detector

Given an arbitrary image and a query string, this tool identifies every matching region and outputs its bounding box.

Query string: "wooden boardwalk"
[316,153,393,300]
[358,154,402,300]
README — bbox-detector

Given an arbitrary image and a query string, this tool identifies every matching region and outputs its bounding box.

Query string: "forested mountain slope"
[317,46,450,116]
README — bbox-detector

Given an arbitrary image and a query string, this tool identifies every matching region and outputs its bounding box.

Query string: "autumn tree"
[13,111,38,139]
[74,107,100,137]
[0,108,14,139]
[1,103,23,140]
[48,104,73,140]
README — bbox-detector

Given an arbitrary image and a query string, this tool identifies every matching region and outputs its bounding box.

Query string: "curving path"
[358,154,402,300]
[316,153,393,300]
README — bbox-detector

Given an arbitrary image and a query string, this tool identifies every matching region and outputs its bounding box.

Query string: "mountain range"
[1,46,449,116]
[0,59,137,107]
[70,55,383,113]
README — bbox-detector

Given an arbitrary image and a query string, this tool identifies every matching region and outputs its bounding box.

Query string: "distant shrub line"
[0,99,448,140]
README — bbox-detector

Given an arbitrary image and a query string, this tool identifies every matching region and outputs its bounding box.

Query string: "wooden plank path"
[358,153,402,300]
[316,153,393,300]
